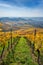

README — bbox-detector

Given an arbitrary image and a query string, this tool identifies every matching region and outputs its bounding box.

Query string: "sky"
[0,0,43,17]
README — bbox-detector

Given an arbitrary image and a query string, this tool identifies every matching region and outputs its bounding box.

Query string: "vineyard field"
[0,18,43,65]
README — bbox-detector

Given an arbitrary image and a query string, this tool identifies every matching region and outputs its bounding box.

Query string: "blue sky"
[0,0,43,17]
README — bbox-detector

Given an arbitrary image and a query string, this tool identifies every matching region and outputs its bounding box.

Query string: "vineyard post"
[11,26,12,48]
[34,29,40,65]
[34,29,36,43]
[32,29,36,53]
[37,49,40,65]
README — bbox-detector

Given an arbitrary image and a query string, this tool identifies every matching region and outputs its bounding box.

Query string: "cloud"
[0,0,43,17]
[0,5,43,17]
[0,0,43,8]
[0,3,12,8]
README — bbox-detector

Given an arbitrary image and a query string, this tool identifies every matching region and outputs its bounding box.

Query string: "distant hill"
[0,17,43,28]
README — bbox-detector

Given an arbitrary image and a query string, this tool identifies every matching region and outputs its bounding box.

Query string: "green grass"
[0,37,38,65]
[14,37,38,65]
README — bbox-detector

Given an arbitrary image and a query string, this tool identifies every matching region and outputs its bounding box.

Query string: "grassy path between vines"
[10,37,38,65]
